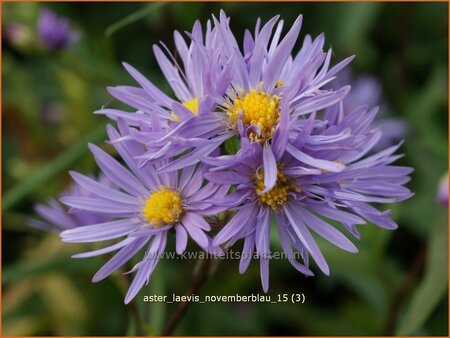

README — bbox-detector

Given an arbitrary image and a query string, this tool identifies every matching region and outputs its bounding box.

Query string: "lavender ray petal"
[284,203,330,275]
[175,224,188,254]
[69,171,139,205]
[60,218,140,243]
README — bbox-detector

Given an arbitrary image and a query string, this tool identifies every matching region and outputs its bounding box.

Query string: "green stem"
[105,2,168,36]
[162,258,211,336]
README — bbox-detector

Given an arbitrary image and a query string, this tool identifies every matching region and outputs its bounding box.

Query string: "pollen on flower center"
[255,169,293,211]
[143,187,183,227]
[171,98,199,122]
[227,89,280,141]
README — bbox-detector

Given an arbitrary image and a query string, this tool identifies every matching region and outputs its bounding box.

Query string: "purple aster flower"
[59,120,228,303]
[437,174,448,207]
[37,8,79,52]
[98,17,235,169]
[207,104,413,291]
[28,174,113,232]
[336,72,383,110]
[100,11,353,176]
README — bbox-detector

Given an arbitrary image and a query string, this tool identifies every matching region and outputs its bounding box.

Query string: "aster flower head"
[207,101,413,291]
[59,120,227,303]
[99,11,354,176]
[37,8,79,52]
[217,12,352,141]
[98,18,236,170]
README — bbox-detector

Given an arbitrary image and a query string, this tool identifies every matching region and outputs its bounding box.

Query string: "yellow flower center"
[143,187,183,227]
[171,98,199,122]
[227,89,280,142]
[254,169,294,211]
[182,98,199,114]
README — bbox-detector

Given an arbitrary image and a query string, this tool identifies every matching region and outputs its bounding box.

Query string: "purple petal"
[72,237,135,258]
[263,15,302,89]
[182,219,209,250]
[175,224,188,254]
[261,144,277,193]
[61,196,135,214]
[69,171,139,205]
[298,207,358,253]
[283,203,330,275]
[93,237,149,283]
[275,212,314,276]
[89,143,148,197]
[260,258,270,293]
[122,62,174,108]
[306,202,366,225]
[61,218,140,243]
[35,200,77,229]
[124,232,167,304]
[286,144,345,172]
[213,203,258,246]
[239,233,255,274]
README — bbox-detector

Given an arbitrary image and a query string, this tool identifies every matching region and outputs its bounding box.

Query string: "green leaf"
[396,220,448,335]
[105,3,168,36]
[2,124,106,213]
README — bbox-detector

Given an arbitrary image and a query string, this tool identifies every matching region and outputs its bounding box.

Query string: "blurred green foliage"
[2,2,448,336]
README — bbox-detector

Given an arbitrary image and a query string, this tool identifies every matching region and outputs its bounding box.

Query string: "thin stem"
[162,258,210,336]
[383,242,427,335]
[118,263,144,336]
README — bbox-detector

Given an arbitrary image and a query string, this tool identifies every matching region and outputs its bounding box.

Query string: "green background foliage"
[2,2,448,336]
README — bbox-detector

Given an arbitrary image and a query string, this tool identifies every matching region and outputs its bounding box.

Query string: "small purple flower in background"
[59,120,228,303]
[339,73,383,110]
[37,8,79,52]
[330,70,409,151]
[437,174,448,207]
[374,117,409,151]
[29,174,113,232]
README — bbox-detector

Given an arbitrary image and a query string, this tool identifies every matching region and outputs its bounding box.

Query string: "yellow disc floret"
[227,89,280,142]
[182,98,199,115]
[143,187,183,227]
[255,169,293,211]
[171,98,199,122]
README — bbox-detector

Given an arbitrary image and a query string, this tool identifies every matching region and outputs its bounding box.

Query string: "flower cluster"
[32,11,413,303]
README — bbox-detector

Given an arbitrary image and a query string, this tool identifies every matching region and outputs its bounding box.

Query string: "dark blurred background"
[2,2,448,336]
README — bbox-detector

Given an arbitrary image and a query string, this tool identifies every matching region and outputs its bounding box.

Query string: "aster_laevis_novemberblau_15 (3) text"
[30,11,413,304]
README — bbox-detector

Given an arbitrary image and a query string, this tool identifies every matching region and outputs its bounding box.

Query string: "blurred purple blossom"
[37,8,79,52]
[331,70,409,151]
[29,174,113,232]
[437,174,448,207]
